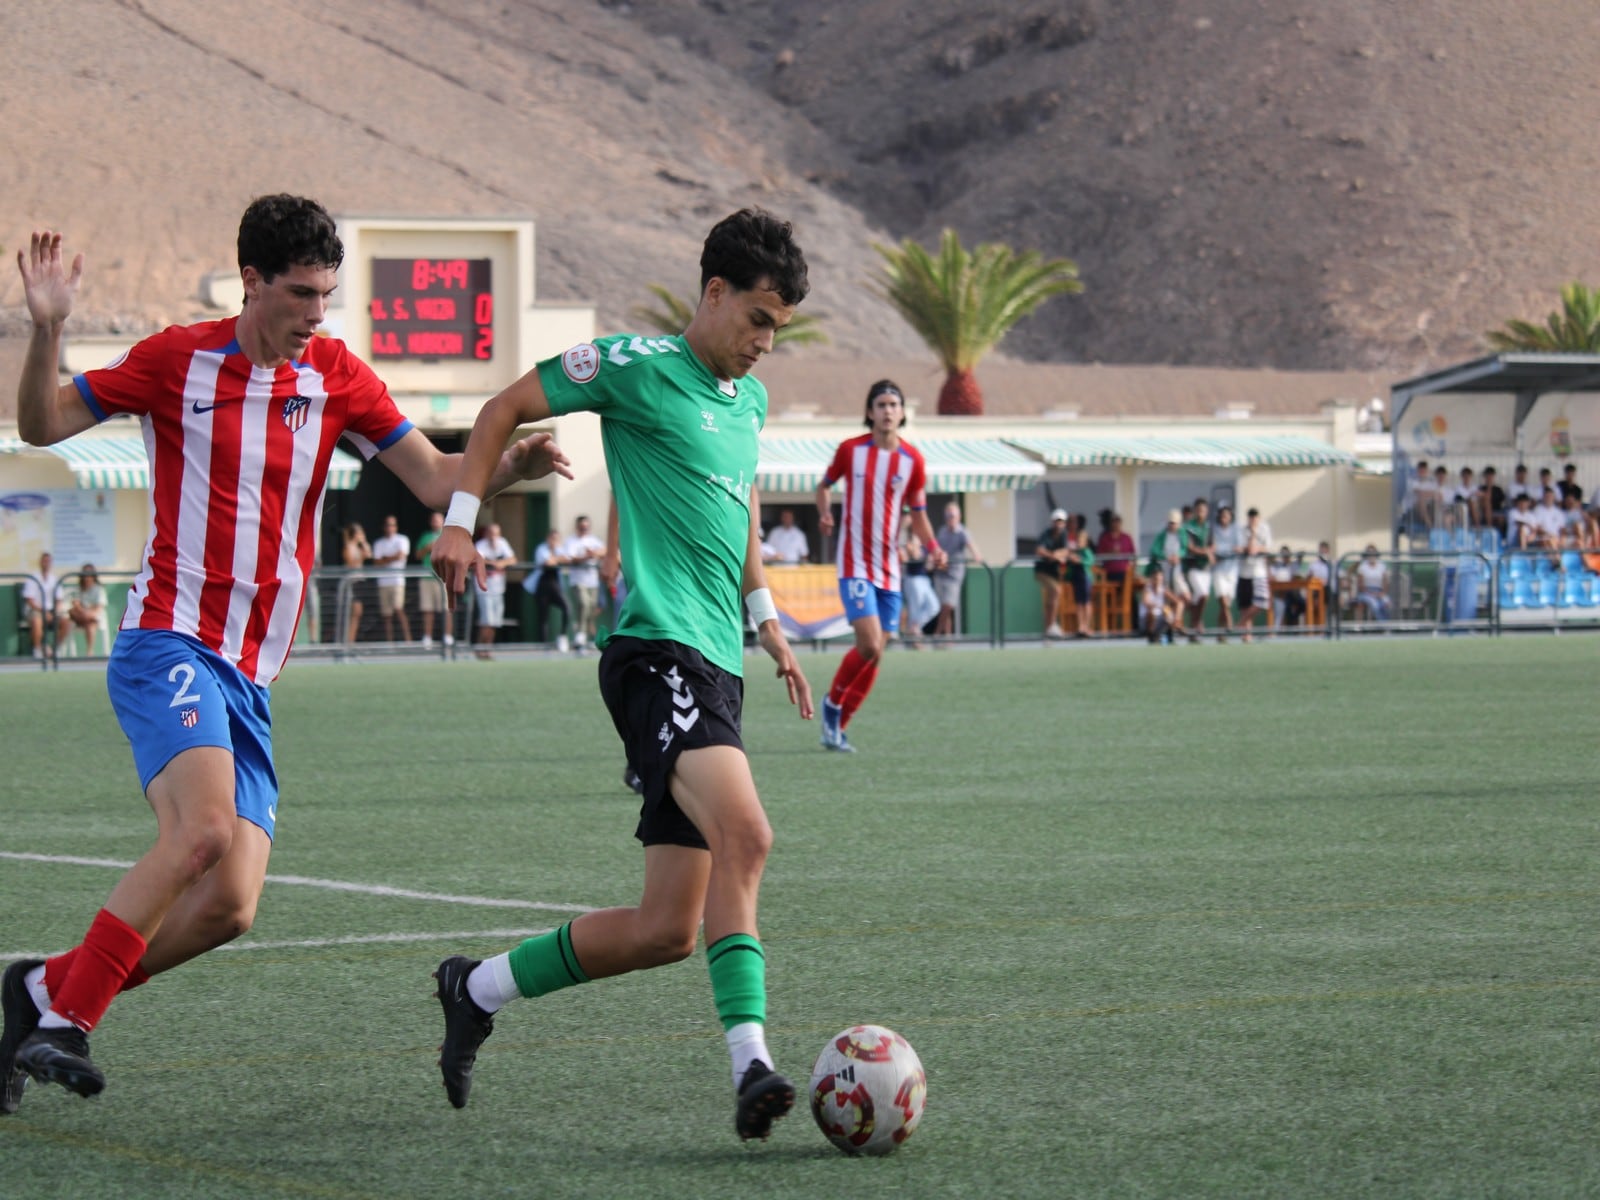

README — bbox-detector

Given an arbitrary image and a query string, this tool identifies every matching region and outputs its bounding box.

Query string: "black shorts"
[598,636,745,850]
[1236,576,1268,609]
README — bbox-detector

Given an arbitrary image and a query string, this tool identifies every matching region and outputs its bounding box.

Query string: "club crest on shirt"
[562,343,601,384]
[179,707,199,728]
[282,394,312,432]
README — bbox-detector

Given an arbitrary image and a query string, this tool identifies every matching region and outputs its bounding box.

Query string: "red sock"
[829,648,869,706]
[47,909,149,1032]
[839,658,879,727]
[43,951,151,998]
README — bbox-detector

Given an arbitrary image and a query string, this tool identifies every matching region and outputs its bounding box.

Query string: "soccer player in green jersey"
[428,209,815,1141]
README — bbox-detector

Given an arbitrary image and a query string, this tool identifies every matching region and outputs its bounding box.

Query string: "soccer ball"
[808,1024,926,1155]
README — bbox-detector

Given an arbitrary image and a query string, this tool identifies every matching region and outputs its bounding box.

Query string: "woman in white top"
[67,563,107,654]
[1351,545,1390,621]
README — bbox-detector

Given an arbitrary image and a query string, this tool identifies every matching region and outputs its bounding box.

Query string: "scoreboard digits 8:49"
[369,257,493,361]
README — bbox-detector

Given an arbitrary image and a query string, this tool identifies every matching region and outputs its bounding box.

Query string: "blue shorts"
[106,628,279,839]
[838,577,903,634]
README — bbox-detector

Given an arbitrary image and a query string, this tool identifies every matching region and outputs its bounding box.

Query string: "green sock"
[507,922,590,999]
[706,933,767,1030]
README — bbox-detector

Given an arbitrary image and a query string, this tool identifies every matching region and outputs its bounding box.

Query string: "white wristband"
[745,587,778,627]
[444,490,481,532]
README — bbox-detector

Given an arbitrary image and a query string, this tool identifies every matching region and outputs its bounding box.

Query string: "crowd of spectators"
[1406,458,1597,551]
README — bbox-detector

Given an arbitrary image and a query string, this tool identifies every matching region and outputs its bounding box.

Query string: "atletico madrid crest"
[179,708,199,728]
[282,394,311,432]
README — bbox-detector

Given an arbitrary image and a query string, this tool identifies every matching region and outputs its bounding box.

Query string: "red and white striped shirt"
[74,317,411,684]
[822,433,928,590]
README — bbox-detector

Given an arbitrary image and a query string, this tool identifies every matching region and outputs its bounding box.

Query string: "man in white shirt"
[1234,508,1273,641]
[21,551,68,660]
[561,514,607,650]
[1453,467,1482,527]
[370,514,413,644]
[1508,494,1540,549]
[1407,460,1440,533]
[1532,489,1566,547]
[472,523,517,660]
[765,509,809,565]
[1506,464,1533,503]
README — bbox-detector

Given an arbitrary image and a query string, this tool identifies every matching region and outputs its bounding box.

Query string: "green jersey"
[539,334,765,675]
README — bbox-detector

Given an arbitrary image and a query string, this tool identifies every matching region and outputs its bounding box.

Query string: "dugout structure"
[1389,353,1600,549]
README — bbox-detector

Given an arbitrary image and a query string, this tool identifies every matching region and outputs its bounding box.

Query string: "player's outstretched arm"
[426,368,560,601]
[17,231,96,446]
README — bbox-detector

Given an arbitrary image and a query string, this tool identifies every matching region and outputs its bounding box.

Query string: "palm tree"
[629,284,829,348]
[1486,282,1600,352]
[871,229,1083,415]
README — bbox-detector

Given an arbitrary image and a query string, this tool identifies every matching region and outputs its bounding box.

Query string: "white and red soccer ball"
[808,1024,926,1155]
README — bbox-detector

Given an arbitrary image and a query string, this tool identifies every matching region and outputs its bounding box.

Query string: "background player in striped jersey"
[2,196,572,1109]
[427,208,813,1142]
[814,380,946,752]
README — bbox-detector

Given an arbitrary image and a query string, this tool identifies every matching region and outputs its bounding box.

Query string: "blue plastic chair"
[1428,528,1451,553]
[1560,550,1583,574]
[1505,554,1531,580]
[1454,527,1475,552]
[1577,575,1599,608]
[1498,575,1521,610]
[1513,578,1535,608]
[1535,555,1557,578]
[1478,528,1501,557]
[1558,576,1583,607]
[1537,576,1560,606]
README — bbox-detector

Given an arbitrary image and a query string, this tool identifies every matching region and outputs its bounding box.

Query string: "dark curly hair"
[237,194,344,282]
[699,208,809,306]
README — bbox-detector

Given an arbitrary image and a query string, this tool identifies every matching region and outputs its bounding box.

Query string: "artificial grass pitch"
[0,636,1595,1198]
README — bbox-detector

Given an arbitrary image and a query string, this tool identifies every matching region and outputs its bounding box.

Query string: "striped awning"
[1005,434,1357,469]
[0,434,365,490]
[756,437,1043,494]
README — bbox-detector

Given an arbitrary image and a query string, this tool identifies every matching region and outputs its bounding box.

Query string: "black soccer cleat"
[735,1060,795,1142]
[1,958,45,1115]
[15,1025,105,1099]
[434,956,494,1109]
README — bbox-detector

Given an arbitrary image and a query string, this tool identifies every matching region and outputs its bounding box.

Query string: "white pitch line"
[0,851,594,913]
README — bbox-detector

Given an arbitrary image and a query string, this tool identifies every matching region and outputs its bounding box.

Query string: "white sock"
[726,1021,771,1090]
[467,953,521,1014]
[38,1009,74,1030]
[24,964,49,1015]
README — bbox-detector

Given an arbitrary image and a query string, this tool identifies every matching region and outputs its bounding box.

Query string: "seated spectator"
[1506,463,1534,504]
[1508,493,1540,549]
[1269,547,1306,627]
[1304,540,1333,589]
[1139,564,1182,644]
[1558,463,1584,506]
[1560,494,1587,545]
[21,551,69,660]
[1095,509,1136,591]
[1532,488,1566,547]
[1432,465,1452,522]
[1406,459,1440,533]
[67,563,107,654]
[765,508,809,565]
[1479,466,1507,533]
[1349,545,1390,621]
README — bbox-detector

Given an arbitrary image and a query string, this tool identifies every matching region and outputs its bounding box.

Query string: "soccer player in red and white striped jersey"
[3,197,571,1106]
[814,380,944,751]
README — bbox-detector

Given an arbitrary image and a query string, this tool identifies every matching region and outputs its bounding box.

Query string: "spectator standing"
[472,522,517,660]
[1033,508,1071,639]
[526,528,573,651]
[1209,505,1242,642]
[932,502,981,640]
[1559,464,1584,506]
[1063,513,1095,639]
[371,514,413,643]
[563,514,606,651]
[1350,545,1391,620]
[1480,466,1506,534]
[1095,509,1136,592]
[1147,509,1191,609]
[765,509,809,565]
[20,550,67,660]
[67,563,107,655]
[1179,498,1214,643]
[898,519,938,649]
[1234,507,1273,641]
[340,523,371,644]
[413,511,452,650]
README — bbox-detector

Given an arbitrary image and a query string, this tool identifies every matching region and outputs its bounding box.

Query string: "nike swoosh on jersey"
[192,400,218,414]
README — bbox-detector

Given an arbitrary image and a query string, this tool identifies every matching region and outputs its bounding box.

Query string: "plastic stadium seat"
[1478,528,1501,557]
[1560,550,1583,574]
[1537,576,1560,606]
[1535,555,1557,577]
[1454,527,1476,552]
[1498,575,1521,609]
[1578,575,1599,608]
[1504,554,1530,579]
[1513,578,1535,608]
[1426,528,1449,552]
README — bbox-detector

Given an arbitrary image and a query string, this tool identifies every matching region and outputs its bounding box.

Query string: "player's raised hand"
[18,232,84,327]
[429,524,486,608]
[503,431,574,483]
